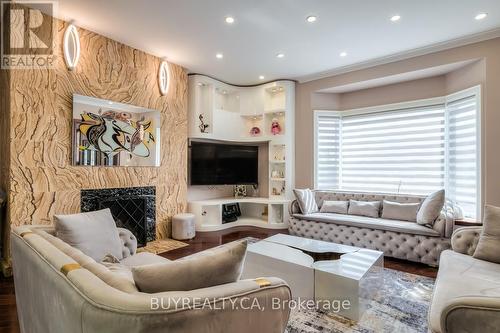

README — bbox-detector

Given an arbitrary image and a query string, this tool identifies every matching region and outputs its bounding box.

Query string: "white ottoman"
[172,213,196,240]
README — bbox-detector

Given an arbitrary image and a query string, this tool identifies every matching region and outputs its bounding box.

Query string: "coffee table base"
[242,234,384,321]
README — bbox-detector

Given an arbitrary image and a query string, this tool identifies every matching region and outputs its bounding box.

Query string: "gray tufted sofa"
[289,190,454,266]
[429,227,500,333]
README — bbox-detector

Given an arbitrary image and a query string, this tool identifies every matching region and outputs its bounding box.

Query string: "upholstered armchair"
[429,226,500,333]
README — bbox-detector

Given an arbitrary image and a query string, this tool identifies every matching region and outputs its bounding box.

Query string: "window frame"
[445,85,482,219]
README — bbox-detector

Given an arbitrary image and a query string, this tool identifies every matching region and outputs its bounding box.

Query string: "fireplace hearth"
[81,186,155,247]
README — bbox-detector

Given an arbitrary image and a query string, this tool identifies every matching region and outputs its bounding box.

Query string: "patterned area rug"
[137,238,188,254]
[286,268,434,333]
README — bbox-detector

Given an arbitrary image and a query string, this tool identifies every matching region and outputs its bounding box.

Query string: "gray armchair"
[429,226,500,333]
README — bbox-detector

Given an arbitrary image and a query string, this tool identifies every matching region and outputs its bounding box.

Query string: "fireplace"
[81,186,156,247]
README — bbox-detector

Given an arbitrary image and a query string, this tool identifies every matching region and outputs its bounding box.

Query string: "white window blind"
[315,113,341,189]
[313,88,480,218]
[446,95,479,218]
[340,105,446,194]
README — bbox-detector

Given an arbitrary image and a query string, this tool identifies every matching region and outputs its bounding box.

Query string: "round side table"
[172,213,196,240]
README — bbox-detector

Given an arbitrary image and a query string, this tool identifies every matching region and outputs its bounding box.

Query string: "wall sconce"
[158,59,170,95]
[63,22,80,70]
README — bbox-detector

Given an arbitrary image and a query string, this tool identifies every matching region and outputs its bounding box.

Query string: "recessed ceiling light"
[390,15,401,22]
[306,15,317,23]
[339,51,347,57]
[259,75,265,80]
[216,53,223,59]
[475,13,488,20]
[276,53,285,58]
[225,16,235,24]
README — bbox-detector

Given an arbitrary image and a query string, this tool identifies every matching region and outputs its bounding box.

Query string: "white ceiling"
[54,0,500,85]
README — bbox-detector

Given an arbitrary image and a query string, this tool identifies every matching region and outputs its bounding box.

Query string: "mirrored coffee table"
[241,234,384,321]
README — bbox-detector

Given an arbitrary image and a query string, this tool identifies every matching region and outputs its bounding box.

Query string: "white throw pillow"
[416,190,445,225]
[348,200,381,218]
[473,205,500,263]
[320,200,349,214]
[54,208,123,261]
[381,200,420,222]
[132,240,247,293]
[293,189,319,214]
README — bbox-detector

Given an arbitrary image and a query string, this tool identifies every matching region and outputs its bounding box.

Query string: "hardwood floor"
[0,276,18,333]
[0,226,437,332]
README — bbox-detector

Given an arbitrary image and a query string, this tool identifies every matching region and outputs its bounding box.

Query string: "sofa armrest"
[117,227,137,258]
[289,200,301,215]
[441,296,500,333]
[433,211,455,238]
[451,227,482,256]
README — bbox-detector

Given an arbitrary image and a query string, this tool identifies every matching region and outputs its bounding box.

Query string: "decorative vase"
[234,185,247,198]
[250,126,261,136]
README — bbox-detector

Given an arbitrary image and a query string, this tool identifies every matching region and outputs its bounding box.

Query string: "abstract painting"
[72,94,161,166]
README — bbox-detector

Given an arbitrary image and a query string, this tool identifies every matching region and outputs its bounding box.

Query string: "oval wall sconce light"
[158,60,170,95]
[63,22,80,70]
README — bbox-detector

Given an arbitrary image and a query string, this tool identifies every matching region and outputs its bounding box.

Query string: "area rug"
[137,238,188,254]
[286,268,434,333]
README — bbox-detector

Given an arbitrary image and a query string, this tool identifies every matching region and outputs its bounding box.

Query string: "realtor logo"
[1,1,57,69]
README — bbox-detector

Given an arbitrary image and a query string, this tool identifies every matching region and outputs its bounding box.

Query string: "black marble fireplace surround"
[81,186,156,247]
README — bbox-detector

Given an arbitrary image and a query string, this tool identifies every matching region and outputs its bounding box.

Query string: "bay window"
[314,86,481,218]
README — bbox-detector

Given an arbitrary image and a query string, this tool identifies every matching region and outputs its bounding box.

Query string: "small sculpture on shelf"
[250,126,261,136]
[271,118,282,135]
[199,114,209,133]
[271,170,284,178]
[273,151,284,161]
[262,206,268,218]
[272,187,281,196]
[251,184,259,197]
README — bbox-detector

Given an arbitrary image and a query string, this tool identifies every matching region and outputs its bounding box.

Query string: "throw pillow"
[381,200,420,222]
[54,208,123,261]
[416,190,445,225]
[132,240,247,293]
[320,200,349,214]
[473,205,500,263]
[348,200,381,218]
[293,189,319,214]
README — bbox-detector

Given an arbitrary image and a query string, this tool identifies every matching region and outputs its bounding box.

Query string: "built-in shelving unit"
[188,74,295,231]
[188,197,289,231]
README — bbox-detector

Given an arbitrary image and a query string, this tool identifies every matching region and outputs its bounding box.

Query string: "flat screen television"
[190,141,258,185]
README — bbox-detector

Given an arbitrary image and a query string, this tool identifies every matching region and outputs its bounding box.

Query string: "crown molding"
[298,27,500,83]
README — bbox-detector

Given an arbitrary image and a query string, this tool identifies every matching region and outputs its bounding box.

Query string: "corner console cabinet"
[187,74,295,231]
[188,197,290,231]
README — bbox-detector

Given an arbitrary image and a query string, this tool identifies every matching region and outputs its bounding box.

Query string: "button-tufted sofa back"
[313,190,426,209]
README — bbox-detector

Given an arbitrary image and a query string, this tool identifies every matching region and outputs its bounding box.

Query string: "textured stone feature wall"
[2,17,188,260]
